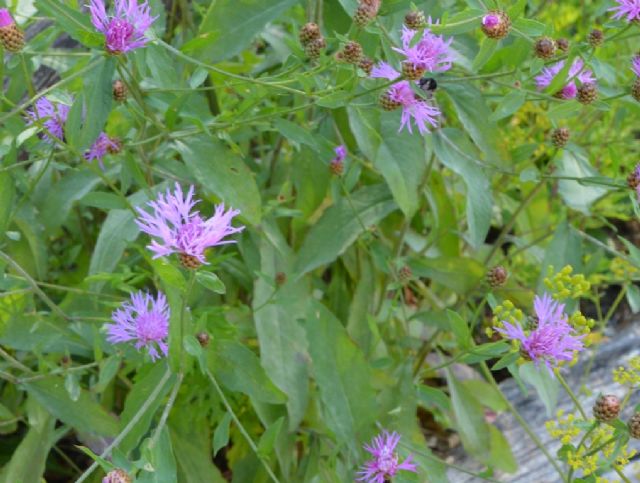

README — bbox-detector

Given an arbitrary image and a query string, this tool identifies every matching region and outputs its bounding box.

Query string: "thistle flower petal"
[105,291,170,361]
[534,59,595,99]
[24,97,70,143]
[609,0,640,22]
[357,430,418,482]
[89,0,156,54]
[136,183,244,265]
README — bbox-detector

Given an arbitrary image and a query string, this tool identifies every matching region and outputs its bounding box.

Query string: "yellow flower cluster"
[490,300,524,332]
[568,311,595,339]
[547,413,637,478]
[611,256,639,281]
[613,356,640,386]
[544,265,591,299]
[545,410,581,445]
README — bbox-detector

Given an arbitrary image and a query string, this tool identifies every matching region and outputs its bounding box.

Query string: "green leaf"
[36,0,101,47]
[0,170,15,238]
[348,107,427,218]
[417,385,451,412]
[512,17,547,37]
[212,412,232,456]
[41,170,101,232]
[77,57,115,151]
[446,310,471,350]
[23,378,119,437]
[489,90,526,121]
[139,427,178,483]
[433,129,493,248]
[254,235,309,429]
[257,416,285,459]
[488,425,518,473]
[171,424,226,483]
[472,38,499,71]
[176,136,262,225]
[304,302,376,455]
[445,369,490,461]
[197,0,297,62]
[294,184,396,277]
[444,83,500,163]
[208,339,287,404]
[519,361,559,416]
[0,400,54,483]
[95,355,121,393]
[196,271,226,294]
[555,150,610,214]
[118,364,175,454]
[491,351,520,371]
[410,255,485,294]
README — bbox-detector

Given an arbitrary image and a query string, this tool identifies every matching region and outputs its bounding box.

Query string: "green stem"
[556,373,587,420]
[205,367,281,483]
[75,367,173,482]
[480,362,568,482]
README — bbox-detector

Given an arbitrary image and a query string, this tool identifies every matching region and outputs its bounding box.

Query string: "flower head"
[135,183,244,267]
[0,8,15,28]
[25,97,70,143]
[332,145,347,164]
[495,293,585,373]
[372,62,441,134]
[610,0,640,22]
[85,133,120,168]
[535,58,595,99]
[482,13,500,28]
[89,0,156,54]
[106,291,170,361]
[357,430,417,483]
[393,25,454,73]
[632,56,640,77]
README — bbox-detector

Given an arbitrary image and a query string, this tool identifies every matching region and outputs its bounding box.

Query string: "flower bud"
[113,80,128,102]
[480,11,510,40]
[551,128,570,148]
[0,9,24,53]
[103,468,132,483]
[593,394,621,423]
[487,266,508,287]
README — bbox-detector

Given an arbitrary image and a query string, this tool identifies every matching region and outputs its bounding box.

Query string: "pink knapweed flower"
[393,25,454,73]
[632,56,640,77]
[332,145,347,163]
[495,293,584,373]
[482,13,501,28]
[535,58,596,99]
[135,183,244,267]
[610,0,640,22]
[85,133,120,168]
[357,430,418,483]
[106,291,170,361]
[371,62,441,134]
[25,97,70,143]
[0,8,15,28]
[89,0,156,54]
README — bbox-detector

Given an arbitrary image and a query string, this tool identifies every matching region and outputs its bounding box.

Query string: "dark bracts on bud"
[629,413,640,438]
[113,79,128,102]
[556,38,569,53]
[577,83,598,104]
[593,394,621,423]
[379,91,401,111]
[353,0,380,27]
[299,22,321,45]
[179,253,202,269]
[304,37,326,60]
[481,11,511,40]
[358,57,374,75]
[588,29,604,47]
[196,331,210,347]
[339,41,363,64]
[0,23,24,53]
[487,266,508,287]
[551,128,570,148]
[404,10,426,30]
[632,78,640,102]
[534,37,556,59]
[401,61,425,81]
[330,159,344,176]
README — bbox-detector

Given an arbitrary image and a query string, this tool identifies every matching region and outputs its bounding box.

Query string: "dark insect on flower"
[418,77,438,93]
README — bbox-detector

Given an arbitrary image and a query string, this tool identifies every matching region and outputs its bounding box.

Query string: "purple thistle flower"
[495,293,585,373]
[482,13,500,28]
[89,0,156,54]
[332,145,347,164]
[393,25,454,73]
[534,58,595,99]
[135,183,244,266]
[85,132,120,168]
[357,430,418,483]
[25,97,70,143]
[371,62,441,134]
[106,291,170,361]
[632,56,640,77]
[0,8,15,28]
[610,0,640,22]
